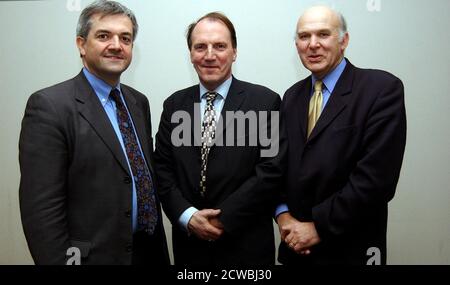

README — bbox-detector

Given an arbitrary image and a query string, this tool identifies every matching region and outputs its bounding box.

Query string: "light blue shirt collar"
[199,76,232,100]
[83,68,121,106]
[311,58,347,94]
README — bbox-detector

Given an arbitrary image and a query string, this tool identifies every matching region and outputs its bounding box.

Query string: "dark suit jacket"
[278,60,406,265]
[154,77,286,266]
[19,71,169,265]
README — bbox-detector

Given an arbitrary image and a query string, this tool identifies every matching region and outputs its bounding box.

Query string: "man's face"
[190,19,237,90]
[295,7,348,79]
[76,14,133,85]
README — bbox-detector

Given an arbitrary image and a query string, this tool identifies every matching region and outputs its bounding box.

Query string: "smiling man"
[276,6,407,265]
[154,12,285,266]
[19,1,169,265]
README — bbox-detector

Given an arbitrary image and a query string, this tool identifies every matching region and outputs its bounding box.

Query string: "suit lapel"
[293,78,311,142]
[214,77,246,144]
[308,62,354,141]
[74,71,130,174]
[185,85,202,148]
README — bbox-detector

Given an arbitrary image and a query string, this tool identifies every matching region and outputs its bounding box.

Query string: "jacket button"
[125,210,131,218]
[123,176,131,184]
[125,243,132,252]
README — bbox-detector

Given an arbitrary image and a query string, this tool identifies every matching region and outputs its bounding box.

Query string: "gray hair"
[337,12,347,41]
[76,0,138,41]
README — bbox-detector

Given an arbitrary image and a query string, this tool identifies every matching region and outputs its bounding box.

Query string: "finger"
[279,228,290,240]
[206,224,223,238]
[284,232,295,245]
[205,209,221,218]
[300,249,311,255]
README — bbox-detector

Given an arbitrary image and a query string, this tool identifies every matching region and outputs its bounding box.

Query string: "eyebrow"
[298,28,332,34]
[94,29,133,36]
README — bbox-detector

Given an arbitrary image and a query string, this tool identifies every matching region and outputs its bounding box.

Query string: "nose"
[205,45,215,60]
[309,35,320,49]
[109,35,122,50]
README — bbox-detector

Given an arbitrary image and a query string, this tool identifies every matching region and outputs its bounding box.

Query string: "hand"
[187,209,223,241]
[209,216,224,230]
[277,212,320,255]
[284,221,321,255]
[276,212,297,241]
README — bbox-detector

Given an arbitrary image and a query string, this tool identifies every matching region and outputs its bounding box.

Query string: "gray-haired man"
[19,0,169,265]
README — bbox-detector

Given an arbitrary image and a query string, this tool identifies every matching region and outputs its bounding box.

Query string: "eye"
[215,43,227,50]
[319,32,330,38]
[193,44,206,51]
[121,36,132,44]
[97,33,109,40]
[298,34,309,40]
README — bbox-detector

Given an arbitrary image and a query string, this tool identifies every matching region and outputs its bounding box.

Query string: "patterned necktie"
[307,80,323,138]
[110,89,158,234]
[199,91,218,197]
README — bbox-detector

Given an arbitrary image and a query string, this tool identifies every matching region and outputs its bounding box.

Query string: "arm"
[19,92,71,264]
[154,98,222,239]
[153,97,192,221]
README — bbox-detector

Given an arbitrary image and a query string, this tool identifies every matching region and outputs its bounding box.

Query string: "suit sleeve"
[19,92,71,264]
[218,94,288,235]
[153,97,193,223]
[312,77,407,240]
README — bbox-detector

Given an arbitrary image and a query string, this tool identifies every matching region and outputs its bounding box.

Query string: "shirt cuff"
[275,204,289,218]
[178,206,199,232]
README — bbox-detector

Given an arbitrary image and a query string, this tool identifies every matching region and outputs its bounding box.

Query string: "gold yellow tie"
[307,80,323,138]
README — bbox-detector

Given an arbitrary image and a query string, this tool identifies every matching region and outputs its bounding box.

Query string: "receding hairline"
[297,5,347,33]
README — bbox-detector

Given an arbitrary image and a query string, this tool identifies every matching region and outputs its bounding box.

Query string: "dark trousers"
[132,230,170,266]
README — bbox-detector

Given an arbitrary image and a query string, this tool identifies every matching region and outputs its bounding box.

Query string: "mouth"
[307,54,323,62]
[201,65,219,69]
[104,55,124,60]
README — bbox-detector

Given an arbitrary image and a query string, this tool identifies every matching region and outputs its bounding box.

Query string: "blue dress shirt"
[83,68,148,233]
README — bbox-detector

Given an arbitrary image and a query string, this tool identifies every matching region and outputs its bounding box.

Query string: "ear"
[76,36,87,57]
[232,48,237,61]
[340,32,349,52]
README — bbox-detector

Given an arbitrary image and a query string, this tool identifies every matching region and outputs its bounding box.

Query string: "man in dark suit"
[19,0,169,265]
[276,6,406,265]
[154,12,285,266]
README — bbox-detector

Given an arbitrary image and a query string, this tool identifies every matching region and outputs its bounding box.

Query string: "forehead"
[297,8,340,32]
[191,19,232,43]
[89,13,133,33]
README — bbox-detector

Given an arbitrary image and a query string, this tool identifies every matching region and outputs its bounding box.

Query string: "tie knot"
[205,91,218,103]
[314,80,323,93]
[109,88,121,104]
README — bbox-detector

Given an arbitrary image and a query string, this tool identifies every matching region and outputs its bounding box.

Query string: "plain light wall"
[0,0,449,264]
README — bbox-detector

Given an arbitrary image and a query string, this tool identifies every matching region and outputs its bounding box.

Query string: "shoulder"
[353,66,403,85]
[27,75,81,109]
[163,84,198,107]
[233,78,280,106]
[282,77,310,103]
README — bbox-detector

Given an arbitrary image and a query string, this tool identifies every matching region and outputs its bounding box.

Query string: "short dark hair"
[186,12,237,49]
[76,0,138,41]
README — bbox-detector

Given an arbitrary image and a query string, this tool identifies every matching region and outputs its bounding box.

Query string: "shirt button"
[125,243,132,252]
[125,210,131,218]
